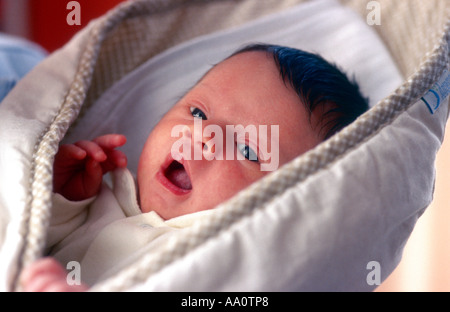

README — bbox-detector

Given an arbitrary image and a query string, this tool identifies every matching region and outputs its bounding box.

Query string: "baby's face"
[137,51,322,219]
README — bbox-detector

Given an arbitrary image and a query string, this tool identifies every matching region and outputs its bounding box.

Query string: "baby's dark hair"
[231,43,369,139]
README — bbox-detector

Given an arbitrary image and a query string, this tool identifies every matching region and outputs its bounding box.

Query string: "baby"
[20,43,368,291]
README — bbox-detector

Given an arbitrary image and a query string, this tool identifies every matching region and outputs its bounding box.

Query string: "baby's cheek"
[210,161,265,198]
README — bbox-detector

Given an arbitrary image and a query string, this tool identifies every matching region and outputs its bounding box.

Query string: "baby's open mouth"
[163,160,192,191]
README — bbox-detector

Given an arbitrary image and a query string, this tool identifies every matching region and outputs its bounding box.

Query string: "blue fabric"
[0,34,47,102]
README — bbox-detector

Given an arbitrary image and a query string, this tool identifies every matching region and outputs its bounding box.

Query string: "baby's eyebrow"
[179,68,213,99]
[173,92,186,104]
[194,62,218,85]
[178,83,195,100]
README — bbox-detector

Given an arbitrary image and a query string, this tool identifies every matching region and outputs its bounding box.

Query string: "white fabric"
[63,0,404,174]
[47,168,215,286]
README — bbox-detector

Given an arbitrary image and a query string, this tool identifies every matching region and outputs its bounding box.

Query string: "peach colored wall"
[377,119,450,292]
[1,0,126,52]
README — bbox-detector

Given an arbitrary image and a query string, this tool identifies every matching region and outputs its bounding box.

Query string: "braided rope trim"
[12,21,104,293]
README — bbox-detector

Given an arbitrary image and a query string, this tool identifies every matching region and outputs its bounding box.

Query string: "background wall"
[1,0,449,292]
[0,0,126,52]
[376,119,450,292]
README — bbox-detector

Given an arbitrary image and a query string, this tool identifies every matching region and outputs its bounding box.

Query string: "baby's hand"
[53,134,127,201]
[20,257,88,292]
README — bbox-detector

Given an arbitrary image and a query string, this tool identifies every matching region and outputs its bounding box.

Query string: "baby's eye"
[190,107,207,120]
[237,143,259,163]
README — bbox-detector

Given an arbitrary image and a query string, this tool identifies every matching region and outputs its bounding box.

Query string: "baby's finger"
[56,144,87,161]
[99,149,128,174]
[20,257,86,292]
[85,158,104,179]
[93,134,127,150]
[74,140,107,162]
[107,149,128,168]
[20,258,66,290]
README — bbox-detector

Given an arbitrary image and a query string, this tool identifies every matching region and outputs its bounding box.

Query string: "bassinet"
[0,0,449,292]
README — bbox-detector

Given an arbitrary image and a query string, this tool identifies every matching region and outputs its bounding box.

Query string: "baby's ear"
[310,101,340,139]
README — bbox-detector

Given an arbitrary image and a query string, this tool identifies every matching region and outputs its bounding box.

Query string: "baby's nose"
[202,138,220,161]
[189,121,222,161]
[194,133,217,161]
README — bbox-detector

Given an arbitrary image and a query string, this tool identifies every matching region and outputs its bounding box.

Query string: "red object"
[29,0,126,52]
